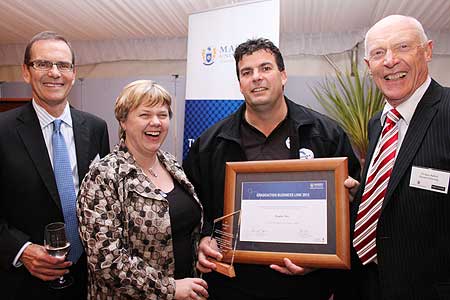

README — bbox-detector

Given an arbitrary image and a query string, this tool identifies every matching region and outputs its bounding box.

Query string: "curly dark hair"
[24,31,75,65]
[234,38,285,80]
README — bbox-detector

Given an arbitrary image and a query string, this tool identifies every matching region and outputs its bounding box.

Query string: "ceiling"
[1,0,449,66]
[1,0,449,44]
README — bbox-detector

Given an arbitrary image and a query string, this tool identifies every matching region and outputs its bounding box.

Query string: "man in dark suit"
[0,31,110,300]
[344,15,450,300]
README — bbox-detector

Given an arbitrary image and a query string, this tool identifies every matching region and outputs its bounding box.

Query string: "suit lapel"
[71,108,90,183]
[16,103,61,209]
[382,80,441,210]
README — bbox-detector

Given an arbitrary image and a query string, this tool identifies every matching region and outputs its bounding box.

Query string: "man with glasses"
[0,31,110,299]
[343,15,450,300]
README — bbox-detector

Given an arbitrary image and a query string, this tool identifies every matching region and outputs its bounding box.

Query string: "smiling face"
[22,39,76,116]
[120,102,170,159]
[237,49,287,113]
[365,16,433,107]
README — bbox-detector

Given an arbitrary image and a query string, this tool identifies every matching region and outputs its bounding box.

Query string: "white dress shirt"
[377,76,431,154]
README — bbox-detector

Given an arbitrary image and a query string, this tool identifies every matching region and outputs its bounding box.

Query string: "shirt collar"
[380,76,431,125]
[32,99,73,129]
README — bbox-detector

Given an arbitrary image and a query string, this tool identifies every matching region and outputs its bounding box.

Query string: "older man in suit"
[0,31,110,300]
[344,15,450,300]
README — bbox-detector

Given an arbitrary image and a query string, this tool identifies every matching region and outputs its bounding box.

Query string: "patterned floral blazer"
[77,142,203,300]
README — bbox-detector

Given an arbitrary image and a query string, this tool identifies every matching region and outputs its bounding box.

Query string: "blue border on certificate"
[242,180,327,201]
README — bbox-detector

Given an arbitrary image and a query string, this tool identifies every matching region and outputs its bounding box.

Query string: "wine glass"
[44,222,73,289]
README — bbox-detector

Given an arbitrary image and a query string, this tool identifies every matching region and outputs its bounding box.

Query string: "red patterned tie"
[353,108,401,265]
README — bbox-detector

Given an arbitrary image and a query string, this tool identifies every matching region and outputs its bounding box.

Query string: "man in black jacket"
[184,38,360,300]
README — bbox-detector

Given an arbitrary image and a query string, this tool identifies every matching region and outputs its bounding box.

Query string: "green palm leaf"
[311,65,384,163]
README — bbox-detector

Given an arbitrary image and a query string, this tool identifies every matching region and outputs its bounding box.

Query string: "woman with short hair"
[77,80,208,300]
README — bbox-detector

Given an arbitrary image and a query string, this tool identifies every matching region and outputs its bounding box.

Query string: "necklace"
[148,157,158,177]
[148,167,158,177]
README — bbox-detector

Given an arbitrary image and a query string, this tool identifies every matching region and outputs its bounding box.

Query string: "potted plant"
[311,65,384,166]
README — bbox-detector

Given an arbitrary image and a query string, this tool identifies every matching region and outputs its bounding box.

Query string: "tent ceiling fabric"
[0,0,449,66]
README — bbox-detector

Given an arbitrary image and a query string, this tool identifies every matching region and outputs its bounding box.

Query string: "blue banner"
[183,99,243,158]
[183,0,279,159]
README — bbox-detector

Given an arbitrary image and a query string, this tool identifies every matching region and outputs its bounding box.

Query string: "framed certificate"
[220,157,350,269]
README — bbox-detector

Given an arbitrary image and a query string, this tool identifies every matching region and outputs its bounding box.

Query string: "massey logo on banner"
[183,0,280,159]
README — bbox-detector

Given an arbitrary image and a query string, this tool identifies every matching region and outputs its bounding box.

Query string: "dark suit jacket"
[349,80,450,300]
[0,102,110,300]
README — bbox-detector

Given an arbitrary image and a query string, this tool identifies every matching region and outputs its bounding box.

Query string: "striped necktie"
[52,119,83,263]
[353,108,401,265]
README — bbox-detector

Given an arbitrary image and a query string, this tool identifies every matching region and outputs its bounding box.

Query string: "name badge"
[409,166,450,194]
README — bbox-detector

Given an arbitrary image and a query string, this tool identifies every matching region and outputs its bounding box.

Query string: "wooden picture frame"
[221,157,350,269]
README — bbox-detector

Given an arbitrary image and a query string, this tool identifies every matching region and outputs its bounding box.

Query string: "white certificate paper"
[239,181,327,244]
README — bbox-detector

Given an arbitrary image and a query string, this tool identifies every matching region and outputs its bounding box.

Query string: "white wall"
[0,72,352,162]
[2,51,450,161]
[71,76,186,160]
[285,52,450,86]
[1,75,186,160]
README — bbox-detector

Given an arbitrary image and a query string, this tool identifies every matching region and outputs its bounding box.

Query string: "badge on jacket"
[299,148,314,160]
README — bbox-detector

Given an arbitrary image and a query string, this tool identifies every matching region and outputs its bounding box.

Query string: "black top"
[240,115,291,161]
[167,180,201,279]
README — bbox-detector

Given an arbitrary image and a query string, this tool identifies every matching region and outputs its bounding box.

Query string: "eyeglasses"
[27,60,74,72]
[367,42,424,62]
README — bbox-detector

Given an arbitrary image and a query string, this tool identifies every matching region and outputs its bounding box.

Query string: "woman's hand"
[174,278,208,300]
[196,237,222,273]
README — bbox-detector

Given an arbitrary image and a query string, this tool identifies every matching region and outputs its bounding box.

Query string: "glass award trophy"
[209,210,241,277]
